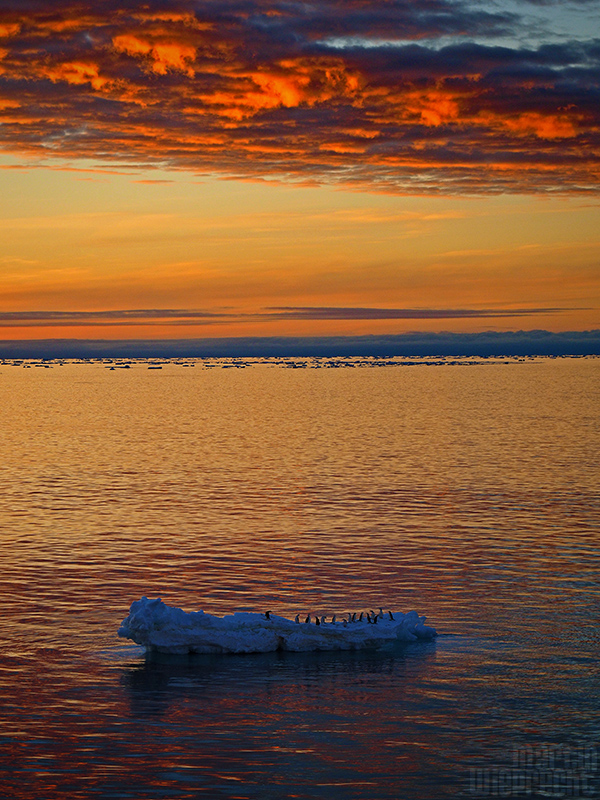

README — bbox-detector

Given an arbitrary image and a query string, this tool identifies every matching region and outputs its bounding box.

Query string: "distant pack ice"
[118,597,437,655]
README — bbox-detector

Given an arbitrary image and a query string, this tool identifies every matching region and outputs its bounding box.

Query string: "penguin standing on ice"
[265,611,271,620]
[295,614,300,624]
[305,614,311,624]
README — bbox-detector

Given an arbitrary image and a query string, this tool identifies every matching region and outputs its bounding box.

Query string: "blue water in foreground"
[0,356,598,799]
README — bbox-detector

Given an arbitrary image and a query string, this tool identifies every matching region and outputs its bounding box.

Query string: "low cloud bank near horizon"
[1,1,599,193]
[0,306,571,328]
[1,330,599,359]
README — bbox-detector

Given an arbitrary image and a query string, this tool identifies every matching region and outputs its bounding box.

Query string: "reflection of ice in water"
[120,637,439,720]
[118,597,437,655]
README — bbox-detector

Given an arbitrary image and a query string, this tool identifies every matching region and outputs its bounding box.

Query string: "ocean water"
[0,355,598,799]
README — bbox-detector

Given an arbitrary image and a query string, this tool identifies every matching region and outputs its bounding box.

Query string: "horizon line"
[1,329,599,359]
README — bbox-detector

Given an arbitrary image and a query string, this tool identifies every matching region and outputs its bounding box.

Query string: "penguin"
[295,614,300,624]
[351,612,357,622]
[305,614,311,624]
[321,616,326,624]
[332,614,337,624]
[388,611,394,621]
[315,616,320,626]
[359,612,364,622]
[265,611,271,620]
[379,607,384,619]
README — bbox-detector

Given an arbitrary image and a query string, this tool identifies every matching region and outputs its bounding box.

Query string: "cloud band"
[0,1,599,193]
[0,306,578,328]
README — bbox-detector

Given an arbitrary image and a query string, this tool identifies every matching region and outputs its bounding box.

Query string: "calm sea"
[0,356,598,800]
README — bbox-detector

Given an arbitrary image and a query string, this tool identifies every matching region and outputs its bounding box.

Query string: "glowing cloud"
[0,1,597,193]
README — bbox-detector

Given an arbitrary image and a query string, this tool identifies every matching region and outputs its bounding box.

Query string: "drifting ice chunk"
[118,597,437,655]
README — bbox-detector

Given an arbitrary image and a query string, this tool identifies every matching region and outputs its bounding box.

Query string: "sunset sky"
[1,0,599,342]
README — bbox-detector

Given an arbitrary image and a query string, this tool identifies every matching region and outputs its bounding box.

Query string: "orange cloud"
[0,2,597,194]
[0,22,20,38]
[499,112,579,140]
[112,33,151,57]
[319,141,367,153]
[130,12,206,27]
[113,33,196,76]
[407,89,461,127]
[231,59,362,117]
[43,60,111,91]
[183,58,363,121]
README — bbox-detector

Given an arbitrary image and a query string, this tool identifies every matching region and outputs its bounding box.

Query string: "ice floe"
[118,597,437,655]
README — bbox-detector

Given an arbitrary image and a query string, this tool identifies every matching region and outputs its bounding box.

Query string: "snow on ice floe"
[118,597,437,655]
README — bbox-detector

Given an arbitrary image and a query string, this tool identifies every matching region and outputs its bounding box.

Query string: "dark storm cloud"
[0,1,598,193]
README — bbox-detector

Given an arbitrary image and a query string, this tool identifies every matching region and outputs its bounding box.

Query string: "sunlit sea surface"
[0,356,598,800]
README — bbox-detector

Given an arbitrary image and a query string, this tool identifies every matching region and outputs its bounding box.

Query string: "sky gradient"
[0,0,599,343]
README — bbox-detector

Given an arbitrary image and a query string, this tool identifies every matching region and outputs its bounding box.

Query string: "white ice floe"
[118,597,437,655]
